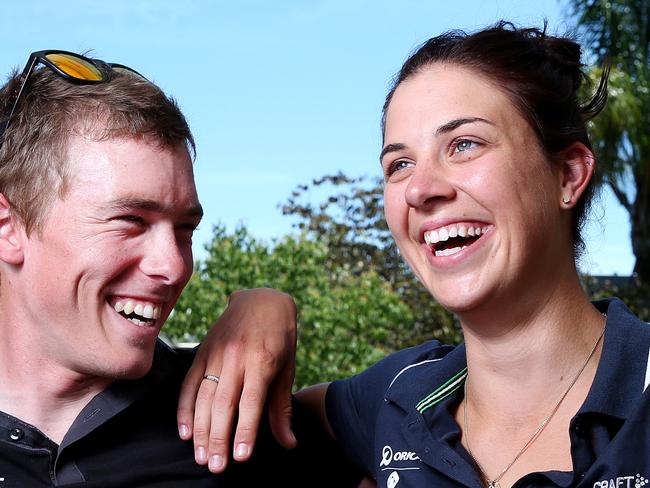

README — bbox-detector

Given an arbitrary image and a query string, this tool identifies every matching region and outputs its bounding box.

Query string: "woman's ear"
[0,193,25,265]
[558,142,595,208]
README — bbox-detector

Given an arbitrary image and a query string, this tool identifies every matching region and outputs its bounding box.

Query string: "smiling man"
[0,51,223,487]
[0,51,308,487]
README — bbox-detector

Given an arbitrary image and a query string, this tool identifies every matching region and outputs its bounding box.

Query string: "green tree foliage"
[583,275,650,321]
[166,224,414,389]
[281,173,460,349]
[571,0,650,282]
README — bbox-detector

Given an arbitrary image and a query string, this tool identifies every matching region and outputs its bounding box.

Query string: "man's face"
[18,136,202,378]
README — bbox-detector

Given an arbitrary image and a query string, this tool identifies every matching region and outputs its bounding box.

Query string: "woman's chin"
[426,277,495,317]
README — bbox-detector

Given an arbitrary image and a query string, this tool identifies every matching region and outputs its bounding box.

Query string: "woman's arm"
[177,290,377,487]
[176,288,298,473]
[294,383,333,437]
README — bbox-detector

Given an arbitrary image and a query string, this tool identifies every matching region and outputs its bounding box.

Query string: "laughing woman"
[185,22,650,487]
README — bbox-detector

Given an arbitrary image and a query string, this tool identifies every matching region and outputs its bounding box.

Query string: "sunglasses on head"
[0,50,146,144]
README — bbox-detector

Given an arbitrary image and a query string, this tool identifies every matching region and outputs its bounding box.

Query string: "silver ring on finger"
[202,374,220,383]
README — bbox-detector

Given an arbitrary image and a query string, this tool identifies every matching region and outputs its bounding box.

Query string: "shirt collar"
[60,340,178,449]
[384,342,466,413]
[385,298,650,422]
[579,298,650,419]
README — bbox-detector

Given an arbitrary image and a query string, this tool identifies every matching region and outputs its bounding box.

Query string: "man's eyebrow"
[379,143,407,162]
[435,117,495,135]
[105,197,204,220]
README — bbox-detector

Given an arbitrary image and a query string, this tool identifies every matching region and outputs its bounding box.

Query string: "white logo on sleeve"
[387,471,400,488]
[593,473,649,488]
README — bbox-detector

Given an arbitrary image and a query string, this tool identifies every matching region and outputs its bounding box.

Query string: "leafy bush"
[166,224,415,388]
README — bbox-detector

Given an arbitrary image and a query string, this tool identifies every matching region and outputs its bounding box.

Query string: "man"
[0,51,308,487]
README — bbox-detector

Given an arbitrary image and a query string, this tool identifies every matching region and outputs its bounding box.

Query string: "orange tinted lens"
[45,53,103,81]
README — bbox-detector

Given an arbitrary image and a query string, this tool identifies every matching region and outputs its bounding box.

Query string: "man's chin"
[104,350,156,380]
[123,357,156,379]
[119,364,153,380]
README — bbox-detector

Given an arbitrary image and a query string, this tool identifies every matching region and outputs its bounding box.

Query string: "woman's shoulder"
[380,340,466,406]
[330,340,461,406]
[378,340,457,379]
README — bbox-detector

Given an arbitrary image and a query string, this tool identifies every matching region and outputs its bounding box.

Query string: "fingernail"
[209,454,224,471]
[179,424,190,439]
[235,443,250,459]
[196,446,207,463]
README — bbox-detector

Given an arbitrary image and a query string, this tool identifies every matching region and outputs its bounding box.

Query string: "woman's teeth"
[424,223,489,257]
[434,246,467,257]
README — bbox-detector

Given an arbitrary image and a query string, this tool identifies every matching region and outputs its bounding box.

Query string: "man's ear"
[558,142,595,208]
[0,193,25,265]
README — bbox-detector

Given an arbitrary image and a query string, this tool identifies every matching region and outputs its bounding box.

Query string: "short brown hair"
[0,58,195,235]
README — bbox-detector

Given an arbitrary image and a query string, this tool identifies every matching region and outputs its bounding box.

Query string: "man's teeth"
[143,304,154,318]
[129,317,149,326]
[113,300,162,321]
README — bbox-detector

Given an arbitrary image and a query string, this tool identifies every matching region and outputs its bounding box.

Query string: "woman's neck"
[458,277,606,417]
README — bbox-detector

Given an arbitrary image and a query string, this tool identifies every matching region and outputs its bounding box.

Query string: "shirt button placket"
[9,427,24,441]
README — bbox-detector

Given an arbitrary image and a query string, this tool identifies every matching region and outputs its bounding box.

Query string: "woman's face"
[381,63,571,315]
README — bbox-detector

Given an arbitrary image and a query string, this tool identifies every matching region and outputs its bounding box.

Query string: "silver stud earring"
[562,195,571,204]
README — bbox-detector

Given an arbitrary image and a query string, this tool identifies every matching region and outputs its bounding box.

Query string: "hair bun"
[539,34,584,93]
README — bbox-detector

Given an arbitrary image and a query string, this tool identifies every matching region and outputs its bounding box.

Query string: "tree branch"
[608,179,632,212]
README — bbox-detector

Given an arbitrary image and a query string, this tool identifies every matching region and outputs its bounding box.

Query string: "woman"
[184,22,650,487]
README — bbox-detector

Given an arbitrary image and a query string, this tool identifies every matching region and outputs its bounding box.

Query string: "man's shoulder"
[153,339,196,376]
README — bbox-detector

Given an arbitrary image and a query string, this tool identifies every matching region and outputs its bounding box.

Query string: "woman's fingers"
[176,288,299,472]
[191,368,225,467]
[266,358,297,449]
[177,355,206,440]
[202,364,241,472]
[230,372,269,462]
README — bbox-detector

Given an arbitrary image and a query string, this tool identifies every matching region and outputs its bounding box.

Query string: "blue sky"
[0,0,634,276]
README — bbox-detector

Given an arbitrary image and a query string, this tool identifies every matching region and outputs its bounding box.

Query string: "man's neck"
[0,318,112,444]
[0,364,112,444]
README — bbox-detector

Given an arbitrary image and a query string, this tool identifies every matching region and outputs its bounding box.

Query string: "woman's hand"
[176,288,298,473]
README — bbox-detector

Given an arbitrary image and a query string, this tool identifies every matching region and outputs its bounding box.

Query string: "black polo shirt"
[327,298,650,487]
[0,341,362,487]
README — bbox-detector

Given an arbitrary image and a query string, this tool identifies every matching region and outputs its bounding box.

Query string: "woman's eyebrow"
[380,117,497,162]
[436,117,495,135]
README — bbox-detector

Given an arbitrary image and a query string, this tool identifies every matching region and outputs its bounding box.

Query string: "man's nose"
[139,226,191,285]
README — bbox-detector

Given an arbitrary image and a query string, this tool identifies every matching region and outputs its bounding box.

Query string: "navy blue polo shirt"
[0,341,363,487]
[326,298,650,487]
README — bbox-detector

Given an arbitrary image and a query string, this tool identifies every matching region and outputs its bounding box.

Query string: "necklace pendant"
[488,481,501,488]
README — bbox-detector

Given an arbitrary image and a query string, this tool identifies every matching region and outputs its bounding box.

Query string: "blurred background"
[2,0,647,386]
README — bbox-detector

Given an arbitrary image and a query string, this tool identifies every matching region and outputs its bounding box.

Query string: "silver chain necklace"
[462,323,606,488]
